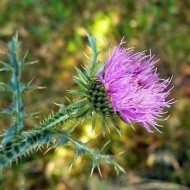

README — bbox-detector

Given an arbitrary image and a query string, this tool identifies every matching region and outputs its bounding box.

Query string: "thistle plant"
[0,35,174,175]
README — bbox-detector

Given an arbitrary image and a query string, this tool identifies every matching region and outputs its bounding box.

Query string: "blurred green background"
[0,0,190,189]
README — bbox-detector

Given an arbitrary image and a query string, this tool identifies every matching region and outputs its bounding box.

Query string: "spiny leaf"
[75,66,90,84]
[82,63,91,76]
[8,34,19,53]
[105,157,126,175]
[110,116,121,136]
[71,98,89,108]
[70,104,90,119]
[0,61,13,72]
[73,77,89,89]
[90,61,103,76]
[0,107,14,116]
[0,68,10,72]
[91,157,100,176]
[0,83,13,92]
[88,36,101,77]
[0,128,125,175]
[70,146,87,170]
[88,36,98,56]
[67,89,86,95]
[53,134,69,147]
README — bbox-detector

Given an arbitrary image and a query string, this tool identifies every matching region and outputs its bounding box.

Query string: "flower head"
[97,40,174,133]
[71,37,175,134]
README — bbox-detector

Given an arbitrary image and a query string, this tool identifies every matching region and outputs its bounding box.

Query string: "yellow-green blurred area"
[0,0,190,189]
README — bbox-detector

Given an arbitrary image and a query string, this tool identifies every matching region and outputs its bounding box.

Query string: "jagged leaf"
[91,157,100,176]
[90,61,103,76]
[53,135,69,147]
[73,77,89,89]
[72,98,89,108]
[75,67,90,84]
[0,107,14,116]
[67,89,86,95]
[82,63,91,76]
[1,126,16,145]
[0,83,13,92]
[0,68,10,72]
[88,36,102,77]
[88,36,98,56]
[80,106,92,120]
[0,61,13,72]
[8,34,19,52]
[110,116,121,136]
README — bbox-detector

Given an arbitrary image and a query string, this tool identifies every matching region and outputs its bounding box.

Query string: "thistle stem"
[0,128,124,174]
[0,130,53,169]
[38,100,90,131]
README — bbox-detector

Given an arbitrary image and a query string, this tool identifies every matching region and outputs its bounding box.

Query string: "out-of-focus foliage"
[0,0,189,189]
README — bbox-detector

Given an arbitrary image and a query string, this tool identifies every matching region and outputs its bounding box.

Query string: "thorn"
[106,124,110,134]
[69,164,73,173]
[35,146,41,153]
[98,166,102,178]
[44,147,52,155]
[100,140,111,152]
[126,119,135,130]
[90,166,95,177]
[15,31,18,39]
[38,86,46,89]
[15,158,18,165]
[117,151,125,156]
[83,52,90,59]
[28,76,36,85]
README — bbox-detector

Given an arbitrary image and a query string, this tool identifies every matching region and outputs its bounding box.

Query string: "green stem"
[39,99,90,131]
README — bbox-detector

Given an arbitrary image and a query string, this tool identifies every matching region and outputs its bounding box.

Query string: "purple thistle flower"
[98,40,175,133]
